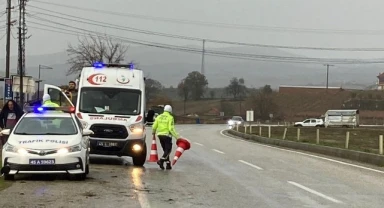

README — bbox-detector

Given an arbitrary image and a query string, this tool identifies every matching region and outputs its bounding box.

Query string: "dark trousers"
[1,135,8,146]
[158,135,172,161]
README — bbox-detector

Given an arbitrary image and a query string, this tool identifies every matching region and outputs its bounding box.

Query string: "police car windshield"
[14,117,78,135]
[79,87,141,115]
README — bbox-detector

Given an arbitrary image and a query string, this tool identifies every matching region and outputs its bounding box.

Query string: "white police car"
[1,106,93,180]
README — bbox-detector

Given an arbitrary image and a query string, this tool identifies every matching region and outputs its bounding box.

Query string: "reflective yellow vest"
[152,111,179,138]
[42,100,60,107]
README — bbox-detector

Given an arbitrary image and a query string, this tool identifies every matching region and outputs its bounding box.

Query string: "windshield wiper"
[80,110,92,113]
[15,132,31,135]
[41,133,71,135]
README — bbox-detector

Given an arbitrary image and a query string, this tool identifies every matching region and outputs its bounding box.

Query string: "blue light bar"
[24,106,75,113]
[93,62,104,68]
[129,62,134,70]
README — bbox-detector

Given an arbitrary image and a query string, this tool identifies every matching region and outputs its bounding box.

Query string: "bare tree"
[66,34,129,75]
[145,78,164,101]
[177,79,190,101]
[225,77,247,99]
[247,85,278,120]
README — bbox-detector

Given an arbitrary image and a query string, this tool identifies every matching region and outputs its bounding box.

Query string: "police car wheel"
[4,174,14,181]
[85,164,89,175]
[132,144,147,167]
[74,173,86,181]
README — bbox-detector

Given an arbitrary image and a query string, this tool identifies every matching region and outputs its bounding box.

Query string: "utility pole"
[18,0,23,105]
[201,39,205,75]
[324,64,334,92]
[5,0,12,78]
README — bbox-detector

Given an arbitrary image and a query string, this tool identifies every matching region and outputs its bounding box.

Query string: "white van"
[74,62,147,166]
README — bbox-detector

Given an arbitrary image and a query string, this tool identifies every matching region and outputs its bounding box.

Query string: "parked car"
[294,118,324,127]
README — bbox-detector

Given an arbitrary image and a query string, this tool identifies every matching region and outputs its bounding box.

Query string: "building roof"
[279,85,341,89]
[378,73,384,79]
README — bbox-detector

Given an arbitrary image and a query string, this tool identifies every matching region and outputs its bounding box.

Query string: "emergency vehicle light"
[93,62,104,68]
[91,61,135,69]
[25,106,76,113]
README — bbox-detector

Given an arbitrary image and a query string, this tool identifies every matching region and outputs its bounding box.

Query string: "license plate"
[97,141,118,147]
[29,159,55,165]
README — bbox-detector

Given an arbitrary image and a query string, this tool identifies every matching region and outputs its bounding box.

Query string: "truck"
[324,109,359,128]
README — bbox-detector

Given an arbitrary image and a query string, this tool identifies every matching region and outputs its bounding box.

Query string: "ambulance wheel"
[132,144,147,167]
[4,174,14,181]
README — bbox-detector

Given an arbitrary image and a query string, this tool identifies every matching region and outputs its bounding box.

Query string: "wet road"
[1,124,384,208]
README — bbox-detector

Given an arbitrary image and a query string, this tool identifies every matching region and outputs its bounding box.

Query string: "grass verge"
[236,126,384,154]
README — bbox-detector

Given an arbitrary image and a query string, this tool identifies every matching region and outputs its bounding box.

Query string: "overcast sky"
[2,0,384,60]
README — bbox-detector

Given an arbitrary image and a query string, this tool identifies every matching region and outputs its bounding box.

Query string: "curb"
[226,129,384,167]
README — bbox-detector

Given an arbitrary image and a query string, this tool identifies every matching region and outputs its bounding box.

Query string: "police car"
[1,106,93,180]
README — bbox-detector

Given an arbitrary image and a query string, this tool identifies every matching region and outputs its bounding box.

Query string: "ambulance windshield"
[78,87,141,115]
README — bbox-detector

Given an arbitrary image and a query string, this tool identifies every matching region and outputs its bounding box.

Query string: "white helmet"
[164,105,172,113]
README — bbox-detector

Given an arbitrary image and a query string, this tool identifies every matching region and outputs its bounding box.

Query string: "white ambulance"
[43,62,148,166]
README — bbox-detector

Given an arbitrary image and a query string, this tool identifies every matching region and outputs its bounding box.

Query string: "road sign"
[246,110,254,121]
[3,78,13,103]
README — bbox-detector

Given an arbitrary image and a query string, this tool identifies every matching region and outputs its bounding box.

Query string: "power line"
[30,0,384,36]
[27,19,384,64]
[27,5,384,52]
[26,20,384,65]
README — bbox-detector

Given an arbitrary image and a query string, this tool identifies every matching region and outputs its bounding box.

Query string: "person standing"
[42,94,60,107]
[0,100,24,145]
[152,105,179,170]
[67,81,78,106]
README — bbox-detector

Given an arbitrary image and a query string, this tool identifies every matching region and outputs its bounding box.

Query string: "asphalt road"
[1,124,384,208]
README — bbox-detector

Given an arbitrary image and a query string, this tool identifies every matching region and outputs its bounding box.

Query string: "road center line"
[238,160,263,170]
[220,129,384,174]
[194,142,204,146]
[212,149,225,154]
[287,181,343,204]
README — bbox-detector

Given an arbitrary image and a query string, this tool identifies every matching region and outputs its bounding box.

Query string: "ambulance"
[43,62,147,166]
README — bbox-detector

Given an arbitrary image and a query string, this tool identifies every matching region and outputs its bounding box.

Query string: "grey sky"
[3,0,384,60]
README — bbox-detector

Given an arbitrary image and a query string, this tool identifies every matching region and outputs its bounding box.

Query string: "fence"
[234,124,384,154]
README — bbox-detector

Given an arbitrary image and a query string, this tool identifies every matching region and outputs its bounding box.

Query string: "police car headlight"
[228,120,234,125]
[4,143,18,153]
[129,123,143,134]
[81,121,88,129]
[57,144,82,154]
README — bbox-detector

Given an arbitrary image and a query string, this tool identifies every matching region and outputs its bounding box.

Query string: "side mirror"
[1,129,11,135]
[82,129,94,136]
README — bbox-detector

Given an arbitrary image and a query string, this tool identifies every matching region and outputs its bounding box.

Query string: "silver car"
[227,116,244,128]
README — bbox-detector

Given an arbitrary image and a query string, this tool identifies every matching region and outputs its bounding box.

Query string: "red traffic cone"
[148,135,159,162]
[172,138,191,166]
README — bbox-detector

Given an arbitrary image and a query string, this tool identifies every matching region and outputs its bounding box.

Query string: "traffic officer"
[152,105,179,170]
[42,94,60,107]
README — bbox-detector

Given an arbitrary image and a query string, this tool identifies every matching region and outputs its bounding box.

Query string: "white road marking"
[288,181,343,204]
[194,142,204,146]
[238,160,263,170]
[212,149,225,154]
[131,168,151,208]
[220,129,384,174]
